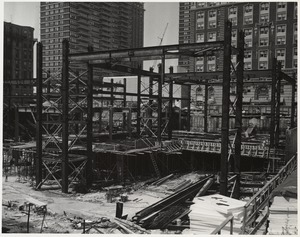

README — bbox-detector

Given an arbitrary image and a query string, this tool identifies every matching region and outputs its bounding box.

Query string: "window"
[196,33,204,43]
[259,50,268,58]
[276,49,286,68]
[197,11,204,19]
[197,2,206,8]
[260,27,269,35]
[277,12,287,21]
[196,64,204,72]
[244,28,253,47]
[197,22,204,30]
[260,3,269,11]
[259,50,268,69]
[244,62,252,70]
[260,14,269,23]
[207,56,216,71]
[277,2,287,10]
[231,29,237,47]
[244,4,253,13]
[244,16,253,25]
[208,10,216,18]
[260,38,269,46]
[208,21,217,29]
[228,7,237,26]
[276,25,286,33]
[244,51,252,59]
[276,36,286,45]
[207,32,216,41]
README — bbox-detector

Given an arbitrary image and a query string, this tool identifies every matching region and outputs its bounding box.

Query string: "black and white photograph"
[1,1,298,234]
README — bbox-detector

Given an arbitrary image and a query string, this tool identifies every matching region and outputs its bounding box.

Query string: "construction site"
[2,20,298,235]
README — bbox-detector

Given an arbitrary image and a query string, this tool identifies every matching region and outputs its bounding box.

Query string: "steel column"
[36,42,43,187]
[110,78,114,106]
[168,69,173,139]
[232,30,244,199]
[148,67,154,136]
[14,106,19,142]
[275,62,281,148]
[137,64,142,137]
[291,73,296,128]
[158,55,165,144]
[270,58,277,149]
[123,78,127,130]
[187,85,191,131]
[61,39,69,193]
[86,45,94,186]
[220,21,232,196]
[109,107,113,142]
[204,80,208,133]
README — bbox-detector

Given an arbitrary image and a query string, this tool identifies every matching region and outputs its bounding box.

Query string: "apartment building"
[40,2,144,72]
[179,2,297,122]
[3,22,35,98]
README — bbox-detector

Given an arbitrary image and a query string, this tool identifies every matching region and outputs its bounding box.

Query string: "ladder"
[150,151,161,178]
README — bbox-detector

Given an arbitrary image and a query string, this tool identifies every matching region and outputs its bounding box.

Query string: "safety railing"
[211,215,234,235]
[241,155,297,234]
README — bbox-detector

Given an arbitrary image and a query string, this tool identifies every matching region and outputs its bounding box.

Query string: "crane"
[152,23,169,69]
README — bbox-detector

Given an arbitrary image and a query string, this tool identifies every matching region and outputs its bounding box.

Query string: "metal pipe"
[220,21,232,196]
[61,39,69,193]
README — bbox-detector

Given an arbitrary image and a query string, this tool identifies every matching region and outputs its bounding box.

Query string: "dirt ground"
[2,172,204,233]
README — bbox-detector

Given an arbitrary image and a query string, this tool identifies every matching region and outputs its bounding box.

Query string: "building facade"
[178,2,297,131]
[3,22,35,99]
[40,2,144,72]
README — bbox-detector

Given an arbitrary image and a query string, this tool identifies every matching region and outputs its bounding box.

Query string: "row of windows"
[195,23,297,46]
[194,47,297,71]
[196,2,296,30]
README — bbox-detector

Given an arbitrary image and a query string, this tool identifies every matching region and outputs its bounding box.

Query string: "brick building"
[178,2,297,131]
[40,2,144,72]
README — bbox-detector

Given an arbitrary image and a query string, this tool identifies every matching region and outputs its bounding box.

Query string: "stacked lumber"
[187,194,246,235]
[267,196,298,235]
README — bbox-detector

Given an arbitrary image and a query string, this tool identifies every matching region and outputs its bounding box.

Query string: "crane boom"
[152,23,169,69]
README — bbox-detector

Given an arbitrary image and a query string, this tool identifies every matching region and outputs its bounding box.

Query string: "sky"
[2,1,181,98]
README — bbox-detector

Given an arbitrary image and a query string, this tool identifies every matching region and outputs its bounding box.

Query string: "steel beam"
[220,21,232,196]
[61,39,69,193]
[69,41,224,62]
[168,76,173,140]
[36,42,43,187]
[86,45,94,186]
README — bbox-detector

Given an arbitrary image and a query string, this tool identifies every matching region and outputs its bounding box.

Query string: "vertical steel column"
[270,58,277,149]
[109,107,113,142]
[187,85,191,131]
[61,39,69,193]
[291,73,296,128]
[128,108,132,137]
[123,78,127,130]
[148,68,154,136]
[110,78,114,106]
[275,62,281,148]
[204,80,208,133]
[14,106,19,142]
[86,45,94,186]
[220,21,232,196]
[137,64,142,137]
[232,30,244,199]
[158,55,165,144]
[36,42,43,187]
[168,66,174,139]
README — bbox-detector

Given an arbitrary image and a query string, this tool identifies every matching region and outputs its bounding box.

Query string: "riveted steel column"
[275,62,281,148]
[204,80,208,133]
[137,64,142,137]
[148,67,154,136]
[158,55,165,144]
[187,85,191,131]
[168,66,174,140]
[61,39,69,193]
[291,73,296,128]
[36,42,43,187]
[232,30,244,199]
[87,45,94,186]
[14,106,19,142]
[123,78,127,130]
[270,58,277,149]
[220,21,232,196]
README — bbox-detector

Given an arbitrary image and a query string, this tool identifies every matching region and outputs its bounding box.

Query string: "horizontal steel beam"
[69,41,224,62]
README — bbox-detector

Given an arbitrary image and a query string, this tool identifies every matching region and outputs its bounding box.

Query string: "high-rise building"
[3,22,34,99]
[178,2,297,129]
[40,2,144,72]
